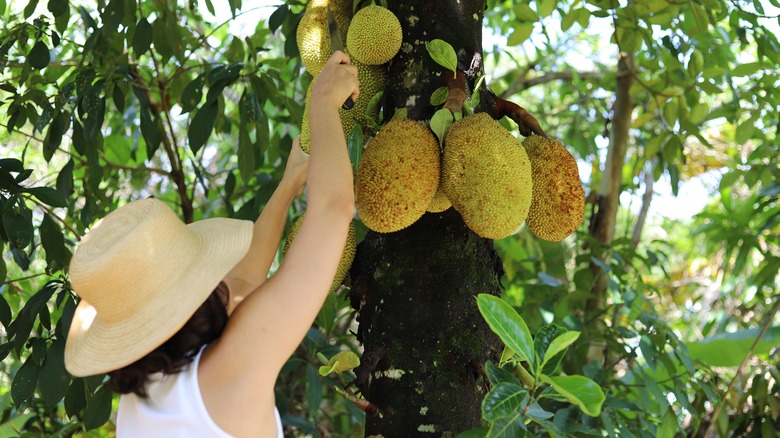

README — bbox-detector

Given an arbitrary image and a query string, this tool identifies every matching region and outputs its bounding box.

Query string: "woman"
[64,51,360,437]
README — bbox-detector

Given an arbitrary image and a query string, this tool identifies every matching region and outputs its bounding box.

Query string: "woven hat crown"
[69,200,201,322]
[65,198,253,376]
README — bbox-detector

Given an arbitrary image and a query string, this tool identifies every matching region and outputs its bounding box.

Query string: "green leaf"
[537,0,557,18]
[689,2,709,32]
[132,18,152,56]
[658,408,679,437]
[735,113,758,144]
[38,339,69,406]
[731,62,762,77]
[348,124,363,176]
[64,378,86,417]
[0,294,10,328]
[318,351,361,376]
[426,39,458,75]
[514,4,538,21]
[430,109,453,147]
[0,412,36,436]
[543,331,580,369]
[305,364,322,418]
[477,294,535,367]
[84,385,113,430]
[507,23,533,46]
[537,272,563,287]
[482,382,527,421]
[188,100,219,154]
[391,108,408,121]
[11,357,40,406]
[2,203,33,249]
[27,187,67,208]
[431,86,449,106]
[238,120,255,182]
[485,361,520,387]
[457,428,489,438]
[686,326,780,367]
[40,213,71,269]
[44,112,69,162]
[101,0,124,31]
[268,4,288,33]
[487,411,526,437]
[28,41,49,69]
[533,324,566,368]
[540,374,605,417]
[181,75,205,114]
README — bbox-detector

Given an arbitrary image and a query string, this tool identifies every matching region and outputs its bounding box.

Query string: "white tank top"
[116,347,283,437]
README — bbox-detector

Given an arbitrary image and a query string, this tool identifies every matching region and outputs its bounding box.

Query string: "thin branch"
[500,71,603,99]
[483,90,547,137]
[27,196,82,239]
[1,273,47,286]
[703,296,780,437]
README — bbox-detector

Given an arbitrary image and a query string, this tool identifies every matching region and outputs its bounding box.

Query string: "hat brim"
[65,218,253,377]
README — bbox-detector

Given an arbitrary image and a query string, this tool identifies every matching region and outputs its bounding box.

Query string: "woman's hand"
[310,51,359,110]
[283,137,309,197]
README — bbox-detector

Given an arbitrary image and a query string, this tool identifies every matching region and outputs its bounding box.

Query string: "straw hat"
[64,198,253,377]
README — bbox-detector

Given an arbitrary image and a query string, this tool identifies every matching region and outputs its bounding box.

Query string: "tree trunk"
[348,1,503,435]
[583,52,635,363]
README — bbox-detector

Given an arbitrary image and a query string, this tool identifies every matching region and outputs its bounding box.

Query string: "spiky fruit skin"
[297,0,352,77]
[426,186,452,213]
[302,58,385,152]
[284,214,357,292]
[522,135,585,242]
[346,5,402,65]
[338,57,386,136]
[356,119,440,233]
[300,82,314,153]
[441,113,533,239]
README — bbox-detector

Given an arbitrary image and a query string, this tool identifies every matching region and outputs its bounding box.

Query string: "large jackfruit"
[284,214,357,292]
[356,119,440,232]
[522,135,584,241]
[297,0,352,76]
[346,5,402,65]
[441,113,533,239]
[301,58,386,153]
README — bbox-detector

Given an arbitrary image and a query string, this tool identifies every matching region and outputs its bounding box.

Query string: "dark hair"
[106,282,230,397]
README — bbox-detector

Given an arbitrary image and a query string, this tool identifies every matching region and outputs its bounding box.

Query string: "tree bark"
[583,52,635,362]
[348,1,504,435]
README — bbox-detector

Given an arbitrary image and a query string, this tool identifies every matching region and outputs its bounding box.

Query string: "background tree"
[0,0,778,437]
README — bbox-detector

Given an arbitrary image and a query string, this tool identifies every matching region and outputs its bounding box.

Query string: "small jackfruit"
[297,0,352,76]
[284,214,358,292]
[426,186,451,213]
[356,119,440,232]
[441,113,533,240]
[346,5,402,65]
[300,81,314,153]
[522,135,585,242]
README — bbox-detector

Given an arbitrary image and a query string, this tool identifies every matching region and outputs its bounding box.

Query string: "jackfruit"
[356,119,440,232]
[426,186,451,213]
[300,81,314,153]
[441,113,533,239]
[301,57,386,152]
[346,5,402,65]
[297,0,352,76]
[284,214,357,292]
[522,135,584,241]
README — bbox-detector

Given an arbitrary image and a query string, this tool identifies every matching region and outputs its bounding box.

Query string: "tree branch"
[499,71,603,99]
[482,89,547,137]
[443,70,467,113]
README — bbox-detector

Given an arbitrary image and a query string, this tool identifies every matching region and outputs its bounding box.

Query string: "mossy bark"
[349,2,503,435]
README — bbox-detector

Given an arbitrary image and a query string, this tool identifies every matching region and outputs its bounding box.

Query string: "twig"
[702,297,780,437]
[442,70,467,113]
[483,90,547,137]
[1,273,47,286]
[27,197,82,239]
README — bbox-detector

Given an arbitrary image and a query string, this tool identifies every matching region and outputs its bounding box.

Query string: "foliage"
[468,293,605,437]
[0,0,778,436]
